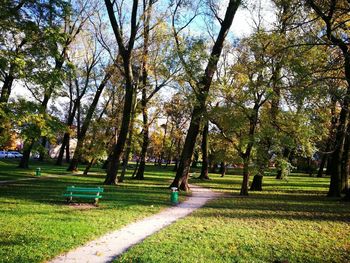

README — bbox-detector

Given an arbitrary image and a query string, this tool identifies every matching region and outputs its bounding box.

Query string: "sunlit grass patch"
[118,172,350,263]
[0,160,177,263]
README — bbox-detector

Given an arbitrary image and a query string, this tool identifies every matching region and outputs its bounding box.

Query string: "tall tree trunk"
[170,103,204,191]
[220,161,226,177]
[328,104,349,197]
[317,153,327,178]
[341,122,350,193]
[135,4,150,178]
[240,158,250,195]
[56,133,69,165]
[38,137,47,161]
[158,118,169,167]
[57,97,79,165]
[0,40,27,103]
[307,0,350,197]
[135,97,149,180]
[318,99,337,177]
[199,121,210,180]
[83,158,95,175]
[120,99,136,182]
[68,71,112,171]
[104,0,139,185]
[326,155,334,175]
[18,140,35,168]
[0,73,14,104]
[38,58,64,161]
[170,0,240,191]
[173,138,181,172]
[65,136,71,163]
[104,62,135,184]
[173,158,178,172]
[239,103,259,195]
[131,159,140,178]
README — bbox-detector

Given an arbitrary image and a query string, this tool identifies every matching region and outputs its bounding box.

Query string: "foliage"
[0,0,70,90]
[8,100,65,146]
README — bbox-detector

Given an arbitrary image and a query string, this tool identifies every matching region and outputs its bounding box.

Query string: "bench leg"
[94,198,99,206]
[66,197,72,203]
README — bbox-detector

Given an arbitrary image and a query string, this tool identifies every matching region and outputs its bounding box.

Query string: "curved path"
[48,185,222,263]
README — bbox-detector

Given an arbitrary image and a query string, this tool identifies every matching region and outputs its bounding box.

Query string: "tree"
[9,99,64,165]
[67,63,116,171]
[170,0,241,191]
[134,0,179,180]
[0,0,69,149]
[16,0,96,167]
[56,23,103,165]
[306,0,350,197]
[103,0,142,184]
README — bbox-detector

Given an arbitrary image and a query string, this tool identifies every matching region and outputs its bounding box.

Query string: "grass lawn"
[117,173,350,263]
[1,160,349,263]
[0,160,179,263]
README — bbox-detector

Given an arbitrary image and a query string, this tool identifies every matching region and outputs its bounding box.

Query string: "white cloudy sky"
[230,0,276,38]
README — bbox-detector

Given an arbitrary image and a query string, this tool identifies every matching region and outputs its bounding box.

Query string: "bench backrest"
[66,186,104,193]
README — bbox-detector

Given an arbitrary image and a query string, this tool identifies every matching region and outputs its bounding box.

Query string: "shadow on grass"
[0,171,173,209]
[198,192,350,223]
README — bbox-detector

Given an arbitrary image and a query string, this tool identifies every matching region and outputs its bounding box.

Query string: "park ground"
[0,159,349,263]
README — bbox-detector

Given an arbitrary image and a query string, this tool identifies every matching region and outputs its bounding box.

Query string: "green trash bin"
[170,187,179,205]
[36,168,41,177]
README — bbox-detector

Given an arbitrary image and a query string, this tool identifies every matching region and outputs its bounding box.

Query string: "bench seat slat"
[63,193,103,198]
[66,187,104,193]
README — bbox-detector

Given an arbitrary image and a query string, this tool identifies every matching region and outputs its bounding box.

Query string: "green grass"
[0,159,73,181]
[1,160,349,263]
[0,160,179,263]
[117,173,350,263]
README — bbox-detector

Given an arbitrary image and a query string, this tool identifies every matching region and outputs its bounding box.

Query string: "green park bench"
[63,186,104,205]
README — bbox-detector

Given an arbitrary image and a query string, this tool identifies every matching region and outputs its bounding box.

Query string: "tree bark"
[135,98,149,180]
[131,159,140,178]
[38,137,47,161]
[173,158,178,172]
[83,158,95,175]
[317,154,327,178]
[120,98,136,182]
[170,103,204,191]
[199,121,210,180]
[56,133,70,165]
[0,73,14,104]
[220,161,226,177]
[18,140,35,168]
[158,118,169,167]
[240,158,250,195]
[340,122,350,193]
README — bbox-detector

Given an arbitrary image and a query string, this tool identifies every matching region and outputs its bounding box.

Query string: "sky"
[10,0,277,112]
[230,0,276,38]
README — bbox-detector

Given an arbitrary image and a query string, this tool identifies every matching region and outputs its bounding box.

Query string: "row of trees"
[1,0,349,198]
